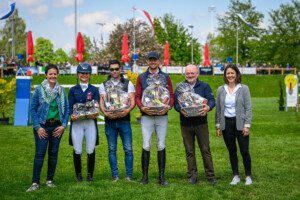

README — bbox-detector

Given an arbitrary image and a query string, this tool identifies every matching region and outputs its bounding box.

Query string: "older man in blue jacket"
[174,64,216,185]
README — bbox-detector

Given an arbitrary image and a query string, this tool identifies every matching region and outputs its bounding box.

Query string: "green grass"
[0,97,299,200]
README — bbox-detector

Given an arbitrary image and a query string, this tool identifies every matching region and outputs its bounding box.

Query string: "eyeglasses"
[109,68,120,72]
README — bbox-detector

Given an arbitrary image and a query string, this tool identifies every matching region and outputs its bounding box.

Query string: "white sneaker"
[26,183,39,192]
[245,176,253,185]
[46,180,56,188]
[230,175,240,185]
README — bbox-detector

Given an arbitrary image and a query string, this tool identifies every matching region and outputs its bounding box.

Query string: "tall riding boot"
[158,149,168,186]
[140,149,150,185]
[87,151,95,182]
[73,151,82,182]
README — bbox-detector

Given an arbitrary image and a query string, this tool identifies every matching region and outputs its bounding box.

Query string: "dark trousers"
[32,124,62,183]
[181,124,215,179]
[222,118,252,176]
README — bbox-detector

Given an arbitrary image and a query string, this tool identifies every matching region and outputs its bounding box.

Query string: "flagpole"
[236,20,239,66]
[132,7,136,72]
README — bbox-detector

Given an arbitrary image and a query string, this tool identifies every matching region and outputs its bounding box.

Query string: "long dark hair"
[223,64,242,84]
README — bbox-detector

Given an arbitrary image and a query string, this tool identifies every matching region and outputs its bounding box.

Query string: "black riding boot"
[87,151,95,182]
[158,149,168,186]
[140,149,150,185]
[73,151,82,182]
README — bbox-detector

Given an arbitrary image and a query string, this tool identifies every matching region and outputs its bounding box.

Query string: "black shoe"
[208,177,217,185]
[189,177,198,184]
[87,173,93,182]
[73,152,82,182]
[76,173,83,182]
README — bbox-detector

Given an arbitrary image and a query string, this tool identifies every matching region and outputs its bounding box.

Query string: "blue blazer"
[68,84,100,145]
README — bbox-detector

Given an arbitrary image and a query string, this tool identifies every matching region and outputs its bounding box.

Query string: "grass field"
[0,75,299,199]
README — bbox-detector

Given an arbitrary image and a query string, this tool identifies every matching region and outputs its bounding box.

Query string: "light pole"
[188,25,194,64]
[208,5,216,34]
[74,0,77,47]
[96,23,105,49]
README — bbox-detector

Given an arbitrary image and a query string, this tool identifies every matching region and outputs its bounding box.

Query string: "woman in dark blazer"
[215,64,253,186]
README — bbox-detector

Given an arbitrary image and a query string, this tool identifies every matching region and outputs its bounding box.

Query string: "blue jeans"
[32,124,62,183]
[105,121,133,177]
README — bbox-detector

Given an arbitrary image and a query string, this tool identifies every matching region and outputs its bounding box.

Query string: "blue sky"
[0,0,293,53]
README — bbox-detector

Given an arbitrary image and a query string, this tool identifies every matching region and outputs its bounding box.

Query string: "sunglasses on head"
[109,68,120,72]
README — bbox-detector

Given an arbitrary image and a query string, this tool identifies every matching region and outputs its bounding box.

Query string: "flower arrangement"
[0,78,16,119]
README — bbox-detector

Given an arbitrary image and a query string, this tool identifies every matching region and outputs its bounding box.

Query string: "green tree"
[53,48,69,65]
[35,37,55,64]
[214,0,264,65]
[268,0,300,68]
[0,9,26,63]
[154,13,202,65]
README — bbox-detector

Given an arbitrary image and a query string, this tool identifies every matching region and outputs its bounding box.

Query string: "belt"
[45,119,61,126]
[225,116,236,120]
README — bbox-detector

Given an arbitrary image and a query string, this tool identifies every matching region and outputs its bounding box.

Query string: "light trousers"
[71,119,97,154]
[141,115,168,151]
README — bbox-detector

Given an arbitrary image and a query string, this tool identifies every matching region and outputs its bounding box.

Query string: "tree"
[34,37,55,64]
[154,13,202,65]
[0,9,26,63]
[213,0,264,65]
[268,0,300,68]
[104,19,163,66]
[53,48,69,65]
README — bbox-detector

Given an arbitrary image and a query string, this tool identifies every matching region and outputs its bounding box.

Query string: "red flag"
[133,7,155,35]
[121,32,130,63]
[27,31,34,62]
[164,41,170,66]
[203,43,211,67]
[75,32,84,62]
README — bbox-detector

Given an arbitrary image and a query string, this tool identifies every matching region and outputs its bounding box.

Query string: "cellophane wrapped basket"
[142,74,170,113]
[176,82,207,117]
[73,100,99,119]
[103,80,130,113]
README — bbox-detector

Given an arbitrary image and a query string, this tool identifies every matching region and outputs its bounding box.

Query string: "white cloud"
[28,4,48,20]
[16,0,42,7]
[64,11,117,32]
[53,0,84,8]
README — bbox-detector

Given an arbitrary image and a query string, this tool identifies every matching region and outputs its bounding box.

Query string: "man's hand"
[141,107,157,116]
[199,104,210,116]
[158,105,171,115]
[117,109,130,118]
[104,110,118,119]
[180,109,189,117]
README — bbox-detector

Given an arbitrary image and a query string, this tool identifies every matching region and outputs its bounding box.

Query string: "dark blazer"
[68,84,100,146]
[174,79,215,126]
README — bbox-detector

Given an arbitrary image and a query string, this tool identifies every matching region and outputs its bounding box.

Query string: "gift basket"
[103,80,130,113]
[176,82,207,117]
[73,100,99,119]
[142,74,170,113]
[85,100,100,118]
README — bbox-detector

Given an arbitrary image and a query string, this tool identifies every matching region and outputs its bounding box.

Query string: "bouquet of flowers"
[73,100,99,119]
[142,74,170,113]
[176,82,207,117]
[103,80,130,112]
